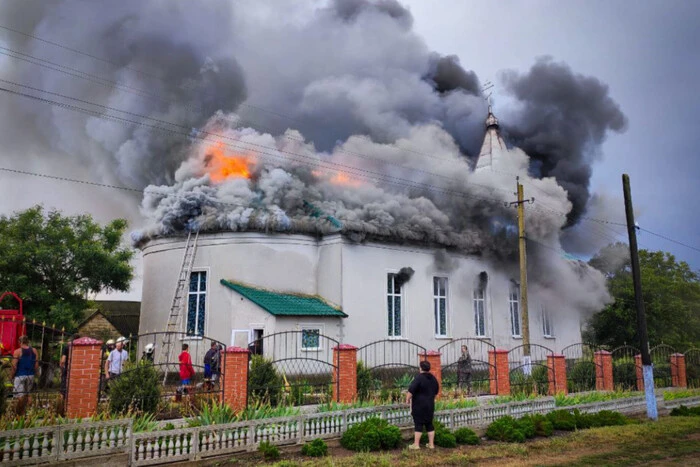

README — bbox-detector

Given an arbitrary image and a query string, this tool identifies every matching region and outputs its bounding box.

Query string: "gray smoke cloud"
[501,57,628,225]
[0,0,616,311]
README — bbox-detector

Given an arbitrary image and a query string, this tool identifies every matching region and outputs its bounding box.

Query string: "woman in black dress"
[406,360,439,449]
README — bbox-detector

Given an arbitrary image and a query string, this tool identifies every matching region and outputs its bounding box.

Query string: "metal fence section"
[438,338,496,396]
[611,345,641,390]
[247,331,340,407]
[97,332,226,415]
[685,348,700,388]
[357,339,427,399]
[650,344,675,388]
[562,343,603,393]
[508,344,554,395]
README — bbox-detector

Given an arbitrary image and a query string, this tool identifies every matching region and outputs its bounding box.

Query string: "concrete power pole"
[510,178,533,358]
[622,174,658,420]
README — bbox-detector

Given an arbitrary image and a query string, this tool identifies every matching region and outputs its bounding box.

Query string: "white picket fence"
[0,418,132,466]
[1,395,699,466]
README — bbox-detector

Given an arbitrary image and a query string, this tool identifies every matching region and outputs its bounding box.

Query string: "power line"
[638,228,700,254]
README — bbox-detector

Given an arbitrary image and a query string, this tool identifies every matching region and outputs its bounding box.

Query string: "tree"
[0,206,134,329]
[585,243,700,350]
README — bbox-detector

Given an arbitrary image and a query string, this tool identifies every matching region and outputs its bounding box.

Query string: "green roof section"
[220,279,347,318]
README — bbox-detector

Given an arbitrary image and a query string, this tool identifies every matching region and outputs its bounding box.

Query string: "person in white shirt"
[105,337,129,380]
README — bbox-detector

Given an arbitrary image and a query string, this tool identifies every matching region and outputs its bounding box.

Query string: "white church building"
[138,110,582,357]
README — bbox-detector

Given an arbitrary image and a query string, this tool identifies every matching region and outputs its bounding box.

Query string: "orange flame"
[312,169,363,187]
[205,143,252,182]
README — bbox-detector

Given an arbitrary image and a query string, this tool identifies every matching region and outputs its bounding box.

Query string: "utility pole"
[509,177,534,358]
[622,174,657,420]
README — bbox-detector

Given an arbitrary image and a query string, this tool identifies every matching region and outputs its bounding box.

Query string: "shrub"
[613,360,637,390]
[340,417,402,452]
[485,416,526,443]
[515,415,536,439]
[108,362,161,415]
[301,438,328,457]
[356,362,378,402]
[0,367,10,416]
[454,427,481,445]
[258,441,280,460]
[249,356,283,405]
[670,405,700,417]
[546,410,577,431]
[420,421,456,448]
[568,361,596,392]
[532,365,550,395]
[593,410,628,426]
[188,400,236,427]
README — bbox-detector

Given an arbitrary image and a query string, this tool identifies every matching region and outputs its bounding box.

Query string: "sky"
[0,0,699,303]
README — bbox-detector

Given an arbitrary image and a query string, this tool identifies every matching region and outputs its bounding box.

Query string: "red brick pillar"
[635,354,644,391]
[488,349,510,396]
[670,353,687,388]
[221,346,250,412]
[594,351,613,391]
[66,337,103,419]
[419,351,442,397]
[547,354,567,395]
[333,344,357,403]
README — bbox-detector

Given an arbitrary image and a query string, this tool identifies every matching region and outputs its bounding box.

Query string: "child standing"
[178,343,195,392]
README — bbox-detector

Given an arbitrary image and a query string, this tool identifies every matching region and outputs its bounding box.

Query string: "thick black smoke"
[502,58,628,224]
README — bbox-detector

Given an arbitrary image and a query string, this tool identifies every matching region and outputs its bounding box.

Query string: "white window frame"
[387,273,403,338]
[301,324,324,352]
[185,269,208,337]
[509,283,522,338]
[473,284,487,337]
[433,277,449,338]
[542,306,554,338]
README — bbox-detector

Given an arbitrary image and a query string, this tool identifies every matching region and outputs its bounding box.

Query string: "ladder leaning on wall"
[161,229,199,385]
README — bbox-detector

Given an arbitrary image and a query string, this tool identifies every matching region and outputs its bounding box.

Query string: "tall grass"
[554,390,639,407]
[663,388,700,401]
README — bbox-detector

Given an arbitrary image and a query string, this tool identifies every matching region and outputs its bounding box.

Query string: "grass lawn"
[210,415,700,466]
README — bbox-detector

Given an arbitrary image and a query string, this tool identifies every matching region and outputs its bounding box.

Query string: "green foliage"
[486,416,526,443]
[419,420,456,448]
[670,405,700,416]
[132,412,159,432]
[393,373,414,389]
[613,360,638,390]
[340,417,402,452]
[593,410,628,426]
[249,355,283,405]
[0,368,9,417]
[301,438,328,457]
[523,414,553,437]
[510,366,549,396]
[187,400,236,427]
[108,362,161,415]
[546,409,628,430]
[454,427,481,445]
[546,410,577,431]
[515,416,536,439]
[554,390,638,406]
[568,361,596,392]
[356,362,380,402]
[0,206,133,328]
[435,398,479,410]
[258,441,280,460]
[586,245,700,350]
[663,388,700,400]
[489,393,540,405]
[163,422,175,430]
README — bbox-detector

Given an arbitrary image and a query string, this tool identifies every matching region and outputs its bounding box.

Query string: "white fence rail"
[1,395,699,466]
[0,418,132,466]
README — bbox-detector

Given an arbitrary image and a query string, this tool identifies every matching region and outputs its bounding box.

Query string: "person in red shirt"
[178,343,195,390]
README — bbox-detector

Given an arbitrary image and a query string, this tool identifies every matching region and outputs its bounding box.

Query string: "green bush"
[108,362,161,415]
[357,362,379,402]
[454,427,481,445]
[532,365,550,395]
[613,361,637,390]
[340,417,402,452]
[258,441,280,460]
[301,438,328,457]
[485,416,526,443]
[546,410,577,431]
[568,361,596,392]
[515,416,536,439]
[249,356,283,405]
[593,410,628,426]
[670,405,700,417]
[510,366,549,396]
[0,367,10,416]
[419,421,456,448]
[653,363,671,386]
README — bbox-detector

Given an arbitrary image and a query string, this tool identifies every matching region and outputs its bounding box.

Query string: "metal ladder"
[161,230,199,384]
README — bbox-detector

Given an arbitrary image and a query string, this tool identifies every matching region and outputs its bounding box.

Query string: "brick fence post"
[547,354,567,395]
[594,350,614,391]
[419,351,442,397]
[66,337,103,419]
[221,346,250,412]
[333,344,357,403]
[635,354,644,391]
[670,353,687,388]
[488,349,510,396]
